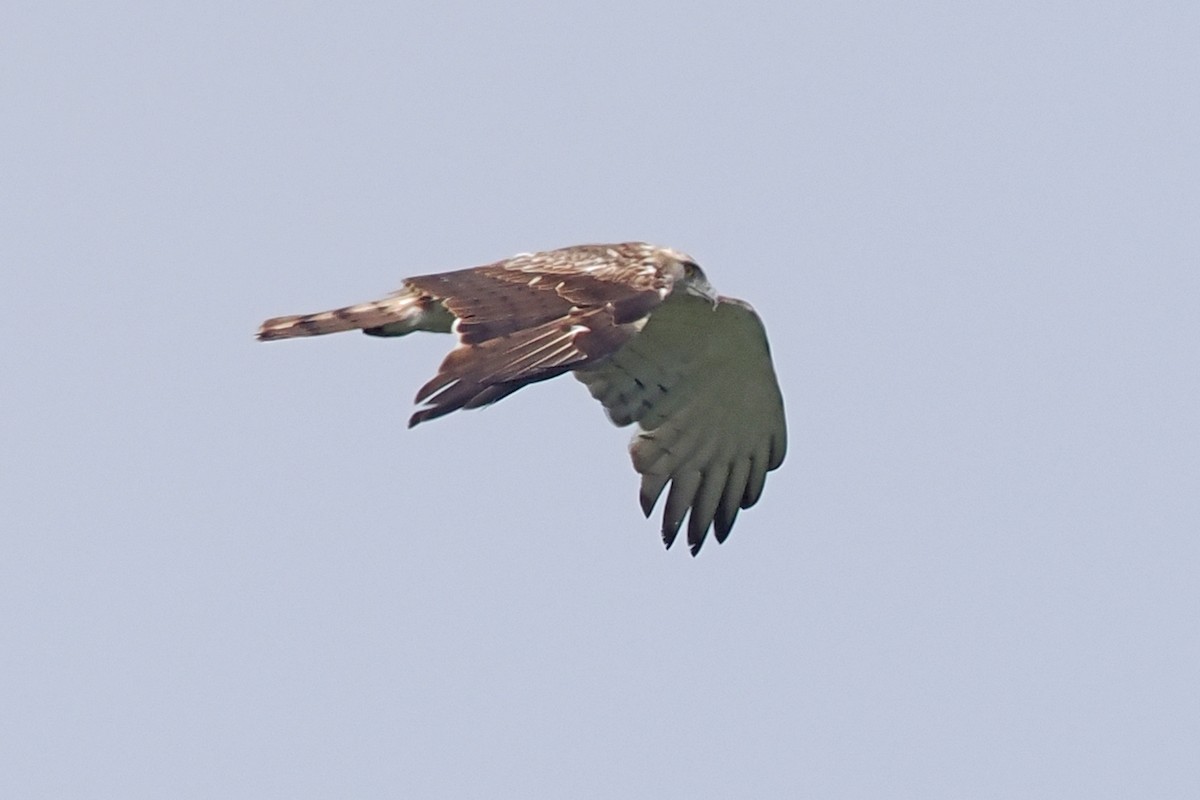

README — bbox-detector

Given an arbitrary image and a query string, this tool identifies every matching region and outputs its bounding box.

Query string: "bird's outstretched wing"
[401,247,671,426]
[574,294,787,555]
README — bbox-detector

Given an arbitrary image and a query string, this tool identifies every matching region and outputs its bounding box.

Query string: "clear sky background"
[3,2,1198,797]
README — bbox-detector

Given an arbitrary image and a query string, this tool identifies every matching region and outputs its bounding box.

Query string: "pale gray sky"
[3,2,1198,797]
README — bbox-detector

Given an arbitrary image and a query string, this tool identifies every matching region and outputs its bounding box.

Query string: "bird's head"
[659,247,719,307]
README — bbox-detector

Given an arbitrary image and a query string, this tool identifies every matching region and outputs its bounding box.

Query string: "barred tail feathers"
[256,289,454,341]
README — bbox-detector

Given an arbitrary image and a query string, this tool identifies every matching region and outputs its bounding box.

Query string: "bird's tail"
[257,288,454,341]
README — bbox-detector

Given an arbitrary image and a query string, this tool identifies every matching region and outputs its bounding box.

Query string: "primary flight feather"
[257,242,786,555]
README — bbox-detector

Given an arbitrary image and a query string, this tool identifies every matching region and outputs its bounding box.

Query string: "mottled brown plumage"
[257,242,786,554]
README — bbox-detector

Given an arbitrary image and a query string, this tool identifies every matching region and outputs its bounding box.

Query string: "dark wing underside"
[574,294,787,555]
[403,244,669,426]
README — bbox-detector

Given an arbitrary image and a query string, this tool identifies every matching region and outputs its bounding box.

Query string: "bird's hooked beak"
[685,278,720,308]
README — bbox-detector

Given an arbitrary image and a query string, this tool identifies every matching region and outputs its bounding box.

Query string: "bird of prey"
[257,242,786,555]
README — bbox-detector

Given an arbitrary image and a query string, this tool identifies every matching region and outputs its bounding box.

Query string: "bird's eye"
[682,260,698,278]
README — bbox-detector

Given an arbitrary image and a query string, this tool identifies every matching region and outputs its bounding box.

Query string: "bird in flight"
[257,242,786,555]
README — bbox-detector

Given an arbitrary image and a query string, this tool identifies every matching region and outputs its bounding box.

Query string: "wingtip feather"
[639,473,669,517]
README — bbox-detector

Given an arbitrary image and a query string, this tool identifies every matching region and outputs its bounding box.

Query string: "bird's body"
[258,242,786,554]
